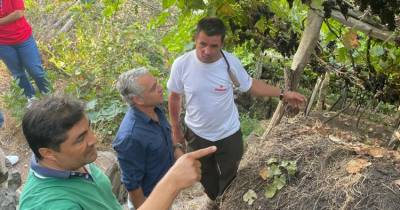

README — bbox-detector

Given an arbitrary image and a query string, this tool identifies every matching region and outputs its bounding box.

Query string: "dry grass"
[220,115,400,210]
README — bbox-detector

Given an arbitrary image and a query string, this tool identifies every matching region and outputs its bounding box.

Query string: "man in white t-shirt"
[167,17,305,204]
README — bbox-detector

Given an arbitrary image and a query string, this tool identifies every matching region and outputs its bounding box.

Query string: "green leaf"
[264,184,277,198]
[267,0,289,20]
[162,0,176,9]
[370,46,385,57]
[188,0,206,10]
[287,161,297,176]
[280,160,289,167]
[270,164,282,176]
[310,0,324,10]
[177,0,186,10]
[217,3,235,17]
[267,157,278,165]
[379,59,388,69]
[86,99,97,110]
[336,47,348,63]
[255,17,267,33]
[243,189,257,205]
[388,50,396,60]
[103,6,114,17]
[147,11,171,29]
[272,175,286,190]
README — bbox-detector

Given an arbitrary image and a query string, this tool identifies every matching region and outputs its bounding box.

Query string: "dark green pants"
[186,128,243,200]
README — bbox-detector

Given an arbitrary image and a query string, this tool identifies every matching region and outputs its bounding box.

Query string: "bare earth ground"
[0,67,31,182]
[1,66,399,209]
[220,115,399,210]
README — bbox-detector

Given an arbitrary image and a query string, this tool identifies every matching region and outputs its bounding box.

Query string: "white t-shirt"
[167,50,253,141]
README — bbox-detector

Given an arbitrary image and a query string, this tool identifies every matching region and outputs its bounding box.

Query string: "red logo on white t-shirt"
[214,85,227,92]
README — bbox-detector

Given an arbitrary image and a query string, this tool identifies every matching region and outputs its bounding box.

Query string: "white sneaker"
[5,155,19,166]
[26,97,38,109]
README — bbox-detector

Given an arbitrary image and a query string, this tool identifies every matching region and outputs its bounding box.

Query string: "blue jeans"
[0,36,49,98]
[0,111,3,128]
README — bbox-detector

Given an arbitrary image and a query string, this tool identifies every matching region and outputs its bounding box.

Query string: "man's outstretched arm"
[249,79,306,107]
[138,146,217,210]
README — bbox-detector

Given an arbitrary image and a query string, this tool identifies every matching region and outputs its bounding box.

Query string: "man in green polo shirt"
[19,95,216,210]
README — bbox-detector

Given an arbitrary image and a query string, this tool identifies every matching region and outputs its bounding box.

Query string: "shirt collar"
[30,155,93,181]
[131,106,164,124]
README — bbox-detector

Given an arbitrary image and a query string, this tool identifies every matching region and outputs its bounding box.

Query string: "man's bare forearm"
[168,93,182,131]
[138,146,217,210]
[249,79,281,97]
[138,175,179,210]
[249,79,306,106]
[129,188,146,209]
[0,10,24,25]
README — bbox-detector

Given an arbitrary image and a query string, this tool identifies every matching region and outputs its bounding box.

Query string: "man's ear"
[38,148,57,161]
[132,95,144,106]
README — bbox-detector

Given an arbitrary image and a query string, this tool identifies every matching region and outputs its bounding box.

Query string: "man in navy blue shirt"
[113,67,183,209]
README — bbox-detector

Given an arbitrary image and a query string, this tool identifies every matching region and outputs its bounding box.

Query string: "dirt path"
[0,67,32,182]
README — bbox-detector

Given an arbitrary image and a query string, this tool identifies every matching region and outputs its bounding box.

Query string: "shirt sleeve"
[12,0,26,10]
[167,58,184,94]
[230,54,253,92]
[113,135,146,192]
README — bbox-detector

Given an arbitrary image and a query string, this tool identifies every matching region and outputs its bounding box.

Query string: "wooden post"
[305,76,323,116]
[262,9,324,139]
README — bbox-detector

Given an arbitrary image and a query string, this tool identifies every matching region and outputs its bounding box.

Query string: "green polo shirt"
[19,160,122,210]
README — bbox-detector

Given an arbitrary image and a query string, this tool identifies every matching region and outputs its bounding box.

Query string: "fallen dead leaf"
[328,135,345,144]
[345,158,371,174]
[353,146,369,155]
[367,147,385,158]
[288,118,296,124]
[343,30,360,49]
[393,180,400,187]
[389,151,400,162]
[312,120,332,136]
[259,167,270,180]
[395,131,400,140]
[314,120,323,129]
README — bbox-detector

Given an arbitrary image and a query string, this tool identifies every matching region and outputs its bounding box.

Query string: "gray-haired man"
[113,67,183,209]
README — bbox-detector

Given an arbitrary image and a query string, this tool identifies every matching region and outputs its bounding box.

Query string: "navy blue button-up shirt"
[112,106,174,196]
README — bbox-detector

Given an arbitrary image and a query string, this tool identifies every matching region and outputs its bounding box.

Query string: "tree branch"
[329,8,399,44]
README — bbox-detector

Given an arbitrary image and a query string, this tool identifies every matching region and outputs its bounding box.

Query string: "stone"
[94,151,127,203]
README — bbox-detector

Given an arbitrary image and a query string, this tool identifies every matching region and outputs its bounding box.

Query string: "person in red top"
[0,0,49,101]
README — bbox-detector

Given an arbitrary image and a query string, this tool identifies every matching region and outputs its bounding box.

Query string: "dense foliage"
[2,0,399,140]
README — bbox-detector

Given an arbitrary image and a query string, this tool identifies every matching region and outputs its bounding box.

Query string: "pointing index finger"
[187,146,217,159]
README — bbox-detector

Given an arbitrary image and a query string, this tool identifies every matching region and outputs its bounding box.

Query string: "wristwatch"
[279,89,285,101]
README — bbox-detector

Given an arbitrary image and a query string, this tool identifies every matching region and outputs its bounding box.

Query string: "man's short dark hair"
[22,95,86,159]
[196,17,226,41]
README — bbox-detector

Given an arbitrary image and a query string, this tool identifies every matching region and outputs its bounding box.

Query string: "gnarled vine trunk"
[388,106,400,149]
[316,71,330,110]
[262,9,324,139]
[305,76,323,116]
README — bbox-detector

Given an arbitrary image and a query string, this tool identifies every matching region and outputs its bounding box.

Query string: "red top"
[0,0,32,45]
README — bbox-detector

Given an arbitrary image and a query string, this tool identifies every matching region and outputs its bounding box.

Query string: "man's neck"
[135,105,159,122]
